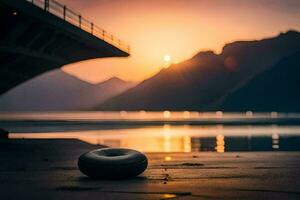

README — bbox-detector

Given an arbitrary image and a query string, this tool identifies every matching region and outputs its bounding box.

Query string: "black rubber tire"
[78,148,148,179]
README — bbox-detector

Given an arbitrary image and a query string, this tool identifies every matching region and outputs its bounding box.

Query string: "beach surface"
[0,138,299,200]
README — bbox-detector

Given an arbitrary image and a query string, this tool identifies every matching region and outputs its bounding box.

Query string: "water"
[1,111,300,121]
[1,111,300,153]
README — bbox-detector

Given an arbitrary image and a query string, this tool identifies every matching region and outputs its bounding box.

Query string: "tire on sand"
[78,148,148,179]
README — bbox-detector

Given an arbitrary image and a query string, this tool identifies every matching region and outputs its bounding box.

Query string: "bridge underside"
[0,0,129,94]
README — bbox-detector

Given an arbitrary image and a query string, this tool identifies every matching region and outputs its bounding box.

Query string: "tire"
[78,148,148,179]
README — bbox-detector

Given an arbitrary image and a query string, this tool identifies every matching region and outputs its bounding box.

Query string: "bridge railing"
[26,0,130,54]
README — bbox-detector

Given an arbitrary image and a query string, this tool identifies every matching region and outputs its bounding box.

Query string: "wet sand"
[0,138,299,200]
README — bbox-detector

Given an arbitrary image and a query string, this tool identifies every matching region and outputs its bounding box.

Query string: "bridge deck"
[0,0,129,94]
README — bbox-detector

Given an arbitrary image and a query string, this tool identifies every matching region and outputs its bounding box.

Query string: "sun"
[163,55,171,62]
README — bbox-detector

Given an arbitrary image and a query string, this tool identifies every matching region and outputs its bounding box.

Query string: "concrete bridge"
[0,0,130,94]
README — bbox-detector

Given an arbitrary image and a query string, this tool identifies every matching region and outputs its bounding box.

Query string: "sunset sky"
[60,0,300,84]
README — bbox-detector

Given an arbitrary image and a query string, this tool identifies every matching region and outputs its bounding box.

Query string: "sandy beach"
[1,138,299,200]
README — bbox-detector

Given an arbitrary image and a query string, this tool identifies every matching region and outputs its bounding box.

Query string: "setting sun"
[163,55,172,62]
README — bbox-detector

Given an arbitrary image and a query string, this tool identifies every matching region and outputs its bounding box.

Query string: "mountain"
[96,30,300,111]
[216,52,300,112]
[0,70,135,111]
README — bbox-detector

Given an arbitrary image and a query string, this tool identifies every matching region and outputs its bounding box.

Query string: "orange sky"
[60,0,300,84]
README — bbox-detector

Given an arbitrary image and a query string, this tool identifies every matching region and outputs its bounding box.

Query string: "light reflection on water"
[1,111,300,121]
[9,124,300,153]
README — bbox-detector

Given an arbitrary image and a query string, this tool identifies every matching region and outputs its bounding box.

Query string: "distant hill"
[0,70,135,111]
[97,30,300,111]
[217,52,300,112]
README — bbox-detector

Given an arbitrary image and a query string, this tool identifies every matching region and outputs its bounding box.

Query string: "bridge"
[0,0,130,94]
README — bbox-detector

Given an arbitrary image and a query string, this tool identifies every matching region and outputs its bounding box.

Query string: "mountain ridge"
[0,70,135,111]
[96,30,300,111]
[217,52,300,112]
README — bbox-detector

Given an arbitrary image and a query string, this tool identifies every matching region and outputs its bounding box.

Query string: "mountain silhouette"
[216,52,300,112]
[97,30,300,111]
[0,70,135,111]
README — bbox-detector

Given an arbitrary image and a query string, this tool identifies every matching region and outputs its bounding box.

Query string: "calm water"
[1,111,300,153]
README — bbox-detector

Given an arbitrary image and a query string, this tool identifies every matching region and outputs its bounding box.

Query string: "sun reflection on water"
[162,194,176,199]
[216,134,225,153]
[164,156,172,161]
[8,125,300,152]
[163,111,171,118]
